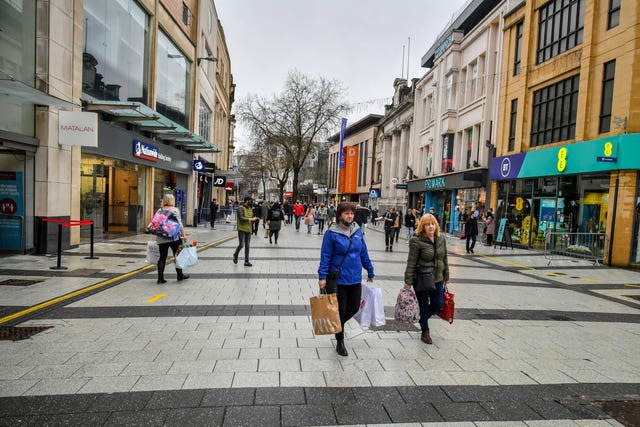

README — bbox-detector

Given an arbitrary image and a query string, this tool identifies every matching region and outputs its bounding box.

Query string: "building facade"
[408,0,505,231]
[0,0,234,253]
[373,79,415,211]
[492,0,640,267]
[328,114,381,206]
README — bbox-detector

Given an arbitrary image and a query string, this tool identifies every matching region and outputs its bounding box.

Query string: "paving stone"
[130,374,187,392]
[433,402,493,422]
[120,361,172,376]
[281,404,336,426]
[104,409,168,426]
[222,405,280,427]
[77,375,139,394]
[481,400,544,421]
[352,386,405,405]
[164,407,224,427]
[0,379,40,397]
[279,371,326,387]
[167,360,216,375]
[526,398,577,419]
[86,391,154,412]
[72,363,127,378]
[324,369,372,387]
[182,373,234,389]
[232,371,279,387]
[367,370,415,386]
[258,359,301,372]
[255,387,305,405]
[145,389,205,409]
[44,412,111,426]
[214,359,258,373]
[384,402,444,423]
[0,415,52,426]
[333,402,391,424]
[304,387,356,405]
[21,378,89,396]
[201,387,255,406]
[397,385,452,404]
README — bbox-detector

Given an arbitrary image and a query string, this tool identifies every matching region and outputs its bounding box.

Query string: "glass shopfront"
[496,173,609,248]
[156,30,191,127]
[81,155,147,236]
[83,0,149,103]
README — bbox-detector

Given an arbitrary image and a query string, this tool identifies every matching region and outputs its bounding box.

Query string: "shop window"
[536,0,584,64]
[508,99,518,151]
[531,75,579,147]
[441,133,454,173]
[156,30,191,127]
[608,0,620,29]
[83,0,149,104]
[514,21,523,76]
[599,60,616,134]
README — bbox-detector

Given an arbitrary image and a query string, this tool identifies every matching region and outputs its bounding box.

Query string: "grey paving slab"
[281,404,336,426]
[231,371,280,388]
[333,402,391,424]
[164,407,225,427]
[85,391,154,412]
[129,374,187,392]
[201,387,255,406]
[145,389,205,409]
[103,409,168,427]
[76,375,139,394]
[223,405,280,427]
[21,378,89,396]
[384,402,444,423]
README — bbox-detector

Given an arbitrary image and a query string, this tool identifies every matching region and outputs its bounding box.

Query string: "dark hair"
[243,196,252,203]
[336,202,356,218]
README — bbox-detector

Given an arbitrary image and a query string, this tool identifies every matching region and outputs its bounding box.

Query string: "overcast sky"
[215,0,469,150]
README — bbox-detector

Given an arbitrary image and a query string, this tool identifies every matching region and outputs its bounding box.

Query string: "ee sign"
[213,176,227,187]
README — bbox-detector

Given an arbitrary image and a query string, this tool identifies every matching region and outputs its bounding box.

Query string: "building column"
[398,123,411,208]
[381,134,392,204]
[389,130,400,202]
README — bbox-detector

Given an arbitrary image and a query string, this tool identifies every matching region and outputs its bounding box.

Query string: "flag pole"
[335,118,347,203]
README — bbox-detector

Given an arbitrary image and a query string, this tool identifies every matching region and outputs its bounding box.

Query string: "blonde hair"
[161,194,175,207]
[415,213,440,238]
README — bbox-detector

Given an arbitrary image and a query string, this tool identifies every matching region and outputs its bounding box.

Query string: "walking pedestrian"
[465,211,479,253]
[155,194,189,284]
[404,208,417,242]
[318,202,375,356]
[267,201,284,244]
[393,209,402,243]
[326,204,336,227]
[209,198,219,229]
[380,207,397,252]
[403,213,449,344]
[304,204,316,234]
[251,200,262,236]
[293,201,304,231]
[233,196,260,267]
[316,204,327,234]
[485,210,495,246]
[283,201,293,226]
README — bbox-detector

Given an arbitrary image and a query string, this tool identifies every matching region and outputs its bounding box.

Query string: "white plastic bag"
[175,245,198,269]
[145,241,160,264]
[353,283,386,328]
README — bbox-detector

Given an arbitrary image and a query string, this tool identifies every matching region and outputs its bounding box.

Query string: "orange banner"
[338,145,359,194]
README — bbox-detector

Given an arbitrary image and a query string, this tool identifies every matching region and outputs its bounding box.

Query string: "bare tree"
[238,70,349,201]
[263,137,293,201]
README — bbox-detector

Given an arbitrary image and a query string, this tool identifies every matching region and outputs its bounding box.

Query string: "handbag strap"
[331,233,353,273]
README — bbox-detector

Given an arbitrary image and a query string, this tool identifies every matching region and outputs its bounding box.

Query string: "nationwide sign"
[133,140,159,162]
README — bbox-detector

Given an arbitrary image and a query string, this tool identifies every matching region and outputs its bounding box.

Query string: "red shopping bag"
[437,285,455,324]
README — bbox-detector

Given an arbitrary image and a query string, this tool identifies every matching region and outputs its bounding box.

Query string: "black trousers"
[157,240,184,280]
[268,229,280,243]
[384,228,394,248]
[252,219,259,235]
[486,233,493,245]
[234,231,251,262]
[393,227,400,242]
[210,211,217,228]
[335,284,362,341]
[466,234,477,252]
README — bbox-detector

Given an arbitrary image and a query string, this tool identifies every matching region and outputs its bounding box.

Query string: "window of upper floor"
[530,74,579,147]
[514,21,524,76]
[536,0,584,65]
[607,0,620,29]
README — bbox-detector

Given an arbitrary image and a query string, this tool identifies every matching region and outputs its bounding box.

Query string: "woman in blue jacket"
[318,202,375,356]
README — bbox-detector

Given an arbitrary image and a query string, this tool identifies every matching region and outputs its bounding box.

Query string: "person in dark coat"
[354,205,370,231]
[209,198,219,229]
[465,212,479,253]
[267,201,285,244]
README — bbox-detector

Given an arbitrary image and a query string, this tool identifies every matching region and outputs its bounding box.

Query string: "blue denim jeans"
[415,282,445,332]
[295,216,301,230]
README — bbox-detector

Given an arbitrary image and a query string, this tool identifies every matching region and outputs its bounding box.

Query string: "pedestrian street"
[0,222,638,426]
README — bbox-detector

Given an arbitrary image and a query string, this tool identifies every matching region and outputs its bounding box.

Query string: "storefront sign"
[434,34,453,59]
[59,111,98,147]
[0,171,24,249]
[193,160,205,172]
[491,134,640,180]
[425,177,446,190]
[338,145,359,194]
[132,140,171,163]
[395,183,408,189]
[496,218,507,243]
[369,188,381,198]
[213,176,226,187]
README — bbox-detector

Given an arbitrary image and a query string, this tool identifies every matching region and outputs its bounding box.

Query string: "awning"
[84,100,220,153]
[0,78,79,108]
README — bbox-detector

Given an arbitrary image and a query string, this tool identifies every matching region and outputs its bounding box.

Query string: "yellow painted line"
[624,284,640,288]
[0,235,236,326]
[147,293,167,303]
[479,254,535,270]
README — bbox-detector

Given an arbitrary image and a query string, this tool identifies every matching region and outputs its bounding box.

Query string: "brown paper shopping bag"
[310,292,342,335]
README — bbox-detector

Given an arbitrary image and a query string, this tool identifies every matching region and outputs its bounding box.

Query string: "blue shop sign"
[0,171,24,249]
[133,140,159,162]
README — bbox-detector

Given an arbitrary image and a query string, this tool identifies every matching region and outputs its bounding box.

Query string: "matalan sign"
[58,111,98,147]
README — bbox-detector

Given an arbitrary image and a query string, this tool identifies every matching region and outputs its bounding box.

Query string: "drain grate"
[0,326,53,341]
[595,400,640,427]
[0,279,42,287]
[369,320,420,332]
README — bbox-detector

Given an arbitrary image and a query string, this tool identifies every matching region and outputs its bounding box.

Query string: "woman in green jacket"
[403,213,449,344]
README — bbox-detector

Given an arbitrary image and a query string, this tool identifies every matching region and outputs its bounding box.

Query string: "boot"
[336,339,348,356]
[421,330,433,344]
[157,261,167,284]
[176,269,190,282]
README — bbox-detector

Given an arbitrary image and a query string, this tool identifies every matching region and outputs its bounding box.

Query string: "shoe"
[389,246,393,252]
[269,240,272,244]
[177,274,190,282]
[336,340,348,356]
[470,248,474,253]
[421,331,433,344]
[233,254,238,264]
[244,261,252,267]
[385,247,389,252]
[157,278,167,284]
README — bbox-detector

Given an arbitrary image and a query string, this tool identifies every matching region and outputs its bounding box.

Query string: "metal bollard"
[50,223,68,270]
[84,222,100,260]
